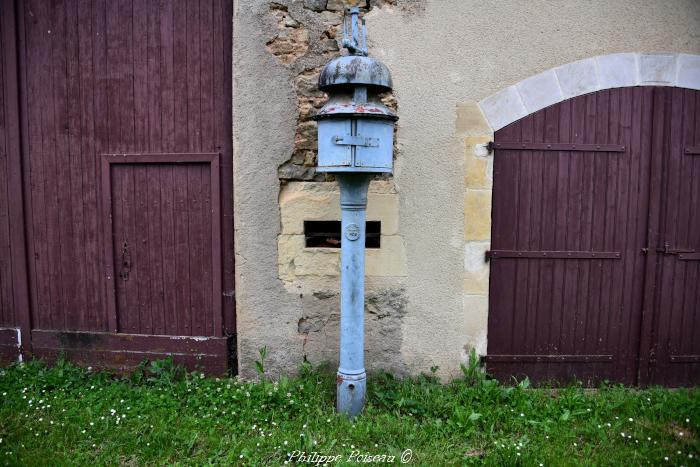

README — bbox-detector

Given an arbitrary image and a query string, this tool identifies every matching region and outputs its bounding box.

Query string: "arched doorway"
[486,86,700,386]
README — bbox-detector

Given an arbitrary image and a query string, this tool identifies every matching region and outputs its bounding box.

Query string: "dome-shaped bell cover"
[318,55,393,92]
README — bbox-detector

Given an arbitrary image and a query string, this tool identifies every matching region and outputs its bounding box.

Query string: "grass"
[0,352,698,466]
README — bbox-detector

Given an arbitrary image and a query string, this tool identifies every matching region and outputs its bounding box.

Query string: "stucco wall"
[233,0,700,379]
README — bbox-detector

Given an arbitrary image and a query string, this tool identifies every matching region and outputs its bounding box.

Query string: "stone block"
[464,189,492,241]
[464,135,493,190]
[677,54,700,91]
[595,53,637,89]
[555,58,599,98]
[479,85,527,131]
[279,181,399,235]
[515,69,563,114]
[278,233,407,280]
[464,241,490,294]
[639,53,676,85]
[304,0,328,12]
[456,102,492,135]
[327,0,367,11]
[465,155,489,190]
[463,294,488,356]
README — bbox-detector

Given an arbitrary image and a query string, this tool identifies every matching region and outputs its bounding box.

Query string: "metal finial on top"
[342,7,367,56]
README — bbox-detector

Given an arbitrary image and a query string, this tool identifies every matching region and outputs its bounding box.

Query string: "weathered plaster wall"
[233,0,700,379]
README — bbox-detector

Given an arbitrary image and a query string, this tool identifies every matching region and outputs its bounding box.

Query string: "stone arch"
[478,53,700,131]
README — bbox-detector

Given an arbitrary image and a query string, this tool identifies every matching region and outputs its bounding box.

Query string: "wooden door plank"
[2,0,32,349]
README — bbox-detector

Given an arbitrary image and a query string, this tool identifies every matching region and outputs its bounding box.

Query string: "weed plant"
[0,351,698,465]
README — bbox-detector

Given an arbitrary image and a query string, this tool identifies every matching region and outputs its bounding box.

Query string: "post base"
[336,371,366,417]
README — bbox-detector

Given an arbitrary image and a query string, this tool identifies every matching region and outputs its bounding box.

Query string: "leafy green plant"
[254,346,267,377]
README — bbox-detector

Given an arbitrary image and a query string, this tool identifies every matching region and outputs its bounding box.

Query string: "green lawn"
[0,354,698,466]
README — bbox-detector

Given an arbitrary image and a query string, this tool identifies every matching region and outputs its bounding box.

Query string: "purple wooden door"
[0,0,235,373]
[642,88,700,386]
[103,155,221,338]
[488,87,700,386]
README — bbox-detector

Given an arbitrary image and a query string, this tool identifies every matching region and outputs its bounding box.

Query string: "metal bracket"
[487,250,621,259]
[333,135,379,147]
[491,142,626,152]
[342,7,367,56]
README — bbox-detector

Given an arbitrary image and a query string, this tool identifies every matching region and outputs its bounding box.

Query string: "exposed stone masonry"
[265,0,397,182]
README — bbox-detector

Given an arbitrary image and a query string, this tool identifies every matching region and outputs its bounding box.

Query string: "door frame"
[100,153,223,336]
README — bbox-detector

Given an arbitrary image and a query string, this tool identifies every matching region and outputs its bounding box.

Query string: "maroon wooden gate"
[0,0,234,373]
[487,87,700,386]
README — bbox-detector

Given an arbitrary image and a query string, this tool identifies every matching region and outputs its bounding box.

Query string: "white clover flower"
[284,441,288,445]
[628,418,633,422]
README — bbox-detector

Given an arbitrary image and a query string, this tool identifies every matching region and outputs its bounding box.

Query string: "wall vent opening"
[304,221,381,248]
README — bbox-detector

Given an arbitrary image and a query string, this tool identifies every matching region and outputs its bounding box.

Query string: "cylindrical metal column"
[336,173,371,417]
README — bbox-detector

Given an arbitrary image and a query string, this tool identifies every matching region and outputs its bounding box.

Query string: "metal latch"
[333,135,379,147]
[656,243,695,255]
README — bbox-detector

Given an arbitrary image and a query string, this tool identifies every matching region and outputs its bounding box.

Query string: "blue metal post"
[336,173,371,417]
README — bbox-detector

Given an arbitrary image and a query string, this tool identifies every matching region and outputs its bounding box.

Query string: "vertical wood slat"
[2,0,32,349]
[0,0,14,326]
